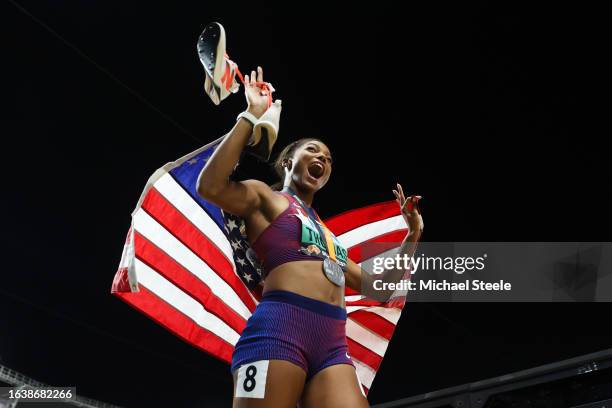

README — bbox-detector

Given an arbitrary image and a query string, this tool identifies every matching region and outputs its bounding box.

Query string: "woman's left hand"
[393,183,424,238]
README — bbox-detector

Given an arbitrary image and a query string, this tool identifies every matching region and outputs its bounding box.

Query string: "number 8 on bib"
[235,360,269,399]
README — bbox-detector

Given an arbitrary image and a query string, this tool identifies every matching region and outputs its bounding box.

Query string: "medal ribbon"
[283,187,337,262]
[312,212,337,262]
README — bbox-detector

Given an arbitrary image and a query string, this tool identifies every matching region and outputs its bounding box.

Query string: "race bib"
[297,214,348,266]
[235,360,269,399]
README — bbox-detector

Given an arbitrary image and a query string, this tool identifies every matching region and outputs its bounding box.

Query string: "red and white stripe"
[327,200,409,394]
[113,173,255,363]
[112,170,408,395]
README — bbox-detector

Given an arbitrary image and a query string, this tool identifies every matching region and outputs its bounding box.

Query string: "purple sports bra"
[251,192,322,277]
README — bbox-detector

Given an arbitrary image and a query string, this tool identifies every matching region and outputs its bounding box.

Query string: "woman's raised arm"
[197,66,273,217]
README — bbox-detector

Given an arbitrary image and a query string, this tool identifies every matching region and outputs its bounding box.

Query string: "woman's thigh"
[300,364,369,408]
[233,360,307,408]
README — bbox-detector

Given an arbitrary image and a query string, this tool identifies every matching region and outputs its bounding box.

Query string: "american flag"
[111,136,409,395]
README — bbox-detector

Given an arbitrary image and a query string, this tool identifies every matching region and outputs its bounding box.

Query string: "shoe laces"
[225,53,273,108]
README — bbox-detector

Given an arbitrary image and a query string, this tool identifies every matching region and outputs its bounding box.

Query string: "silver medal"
[323,257,345,287]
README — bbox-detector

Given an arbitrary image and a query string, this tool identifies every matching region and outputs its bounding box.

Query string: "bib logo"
[304,244,322,256]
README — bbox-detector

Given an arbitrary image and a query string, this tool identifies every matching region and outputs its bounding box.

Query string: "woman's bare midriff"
[262,260,346,308]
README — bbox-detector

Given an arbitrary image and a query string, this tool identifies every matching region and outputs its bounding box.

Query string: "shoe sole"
[197,22,226,103]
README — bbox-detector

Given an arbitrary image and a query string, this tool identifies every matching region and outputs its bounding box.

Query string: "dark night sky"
[2,1,609,407]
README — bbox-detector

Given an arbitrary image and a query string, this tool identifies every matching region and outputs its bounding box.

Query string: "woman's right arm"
[197,67,273,217]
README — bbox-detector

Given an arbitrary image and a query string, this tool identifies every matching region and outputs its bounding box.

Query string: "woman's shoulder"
[242,179,290,210]
[241,179,271,190]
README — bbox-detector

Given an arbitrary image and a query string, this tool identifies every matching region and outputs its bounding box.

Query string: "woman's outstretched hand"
[244,66,271,118]
[393,183,424,239]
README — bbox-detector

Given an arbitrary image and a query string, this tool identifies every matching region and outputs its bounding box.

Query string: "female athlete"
[198,66,423,408]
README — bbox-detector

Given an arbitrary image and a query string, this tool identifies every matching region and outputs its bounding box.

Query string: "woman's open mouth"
[307,161,325,180]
